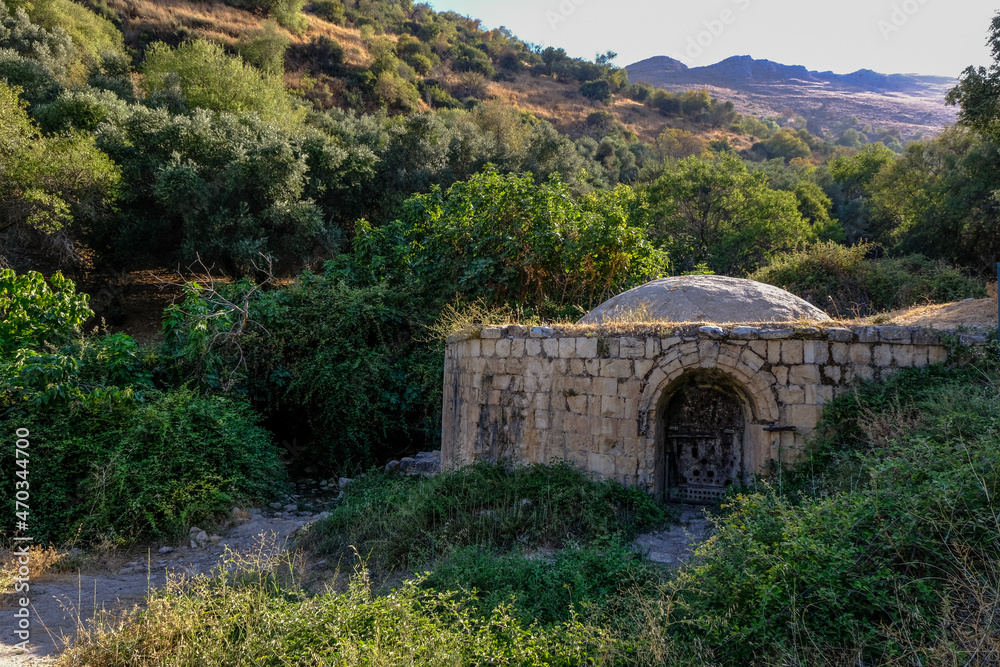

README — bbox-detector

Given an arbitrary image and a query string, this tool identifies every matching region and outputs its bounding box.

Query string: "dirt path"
[633,506,711,565]
[0,508,325,665]
[0,495,712,665]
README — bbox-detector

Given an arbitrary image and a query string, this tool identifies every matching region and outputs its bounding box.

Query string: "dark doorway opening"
[663,382,744,503]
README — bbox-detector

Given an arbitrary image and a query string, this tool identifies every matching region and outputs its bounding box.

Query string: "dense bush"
[240,275,443,470]
[667,347,1000,663]
[352,168,665,315]
[140,39,303,124]
[750,242,986,316]
[61,557,614,666]
[423,543,659,625]
[0,270,288,544]
[302,462,671,574]
[643,154,813,275]
[1,389,287,544]
[91,106,329,273]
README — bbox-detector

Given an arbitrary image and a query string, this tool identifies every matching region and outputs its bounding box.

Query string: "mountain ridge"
[627,54,958,138]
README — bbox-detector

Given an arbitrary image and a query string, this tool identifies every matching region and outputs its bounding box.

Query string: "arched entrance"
[662,378,745,503]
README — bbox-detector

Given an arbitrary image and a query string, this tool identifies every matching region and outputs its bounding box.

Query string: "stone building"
[440,276,982,502]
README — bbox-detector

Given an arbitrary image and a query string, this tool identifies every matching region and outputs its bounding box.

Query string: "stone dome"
[579,276,831,325]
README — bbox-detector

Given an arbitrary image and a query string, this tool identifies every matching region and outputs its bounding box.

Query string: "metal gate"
[664,385,743,503]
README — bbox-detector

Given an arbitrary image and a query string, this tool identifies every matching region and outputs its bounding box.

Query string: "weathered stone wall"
[441,324,983,498]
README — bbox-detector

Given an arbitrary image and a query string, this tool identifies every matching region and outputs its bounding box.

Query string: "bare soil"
[883,295,999,330]
[0,513,319,665]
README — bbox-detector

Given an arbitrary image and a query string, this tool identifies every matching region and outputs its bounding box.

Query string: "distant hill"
[627,55,958,139]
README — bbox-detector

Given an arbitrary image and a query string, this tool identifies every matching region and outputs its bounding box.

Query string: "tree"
[0,81,120,262]
[946,11,1000,141]
[352,168,664,312]
[644,155,813,275]
[140,39,303,126]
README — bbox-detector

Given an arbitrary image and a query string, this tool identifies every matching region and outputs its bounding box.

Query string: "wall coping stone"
[446,324,985,347]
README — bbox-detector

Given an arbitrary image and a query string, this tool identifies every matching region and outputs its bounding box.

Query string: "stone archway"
[661,378,745,503]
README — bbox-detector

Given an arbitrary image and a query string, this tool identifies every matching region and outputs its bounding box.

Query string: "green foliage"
[91,105,328,273]
[644,154,812,275]
[580,79,611,104]
[20,0,125,69]
[423,543,659,626]
[870,127,1000,275]
[752,128,812,162]
[242,274,443,470]
[947,10,1000,142]
[0,388,287,543]
[61,558,614,665]
[311,0,345,25]
[235,19,290,75]
[0,269,91,355]
[140,39,303,125]
[352,168,664,314]
[0,82,120,239]
[224,0,307,32]
[303,462,671,573]
[750,242,985,317]
[0,3,78,84]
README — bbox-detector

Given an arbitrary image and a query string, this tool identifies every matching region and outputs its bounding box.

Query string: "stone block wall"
[441,324,983,498]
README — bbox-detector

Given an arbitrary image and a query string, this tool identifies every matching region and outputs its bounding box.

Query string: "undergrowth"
[300,461,673,575]
[55,343,1000,665]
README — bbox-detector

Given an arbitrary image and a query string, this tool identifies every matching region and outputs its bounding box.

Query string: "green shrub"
[140,39,303,126]
[664,350,1000,663]
[750,242,986,317]
[302,462,671,574]
[0,269,92,355]
[61,558,615,665]
[0,388,287,544]
[423,543,659,626]
[311,0,345,25]
[235,20,290,75]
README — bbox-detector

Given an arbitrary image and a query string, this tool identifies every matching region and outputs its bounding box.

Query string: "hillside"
[628,55,957,140]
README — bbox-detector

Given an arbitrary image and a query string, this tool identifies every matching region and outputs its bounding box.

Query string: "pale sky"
[426,0,997,78]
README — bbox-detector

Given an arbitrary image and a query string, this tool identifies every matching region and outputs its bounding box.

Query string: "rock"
[399,451,440,475]
[578,275,831,325]
[190,539,199,549]
[385,460,401,473]
[209,535,222,545]
[195,530,208,544]
[158,546,174,555]
[283,503,298,512]
[189,526,202,536]
[338,477,353,489]
[269,502,284,510]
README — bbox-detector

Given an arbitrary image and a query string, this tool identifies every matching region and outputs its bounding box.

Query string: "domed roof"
[579,276,831,325]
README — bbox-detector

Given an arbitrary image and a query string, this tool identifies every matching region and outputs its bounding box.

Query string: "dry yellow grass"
[492,72,753,147]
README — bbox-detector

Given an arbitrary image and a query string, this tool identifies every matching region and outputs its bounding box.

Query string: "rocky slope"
[628,55,958,138]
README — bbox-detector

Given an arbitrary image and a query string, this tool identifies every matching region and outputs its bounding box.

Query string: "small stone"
[385,460,401,473]
[529,326,554,338]
[698,326,725,339]
[338,477,353,489]
[190,539,199,549]
[759,329,793,340]
[283,503,298,512]
[730,326,759,340]
[269,502,283,510]
[209,535,222,545]
[189,526,202,536]
[158,546,174,555]
[195,530,208,543]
